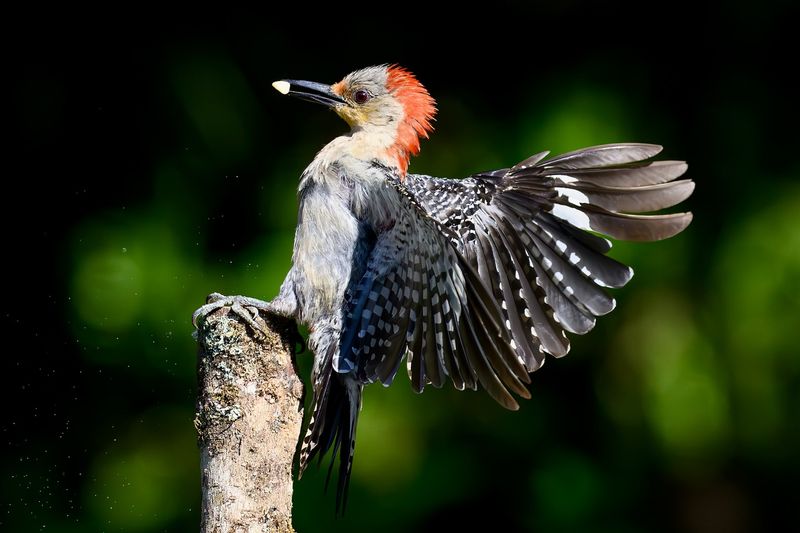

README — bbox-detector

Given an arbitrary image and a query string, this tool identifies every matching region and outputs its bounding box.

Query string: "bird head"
[273,65,436,175]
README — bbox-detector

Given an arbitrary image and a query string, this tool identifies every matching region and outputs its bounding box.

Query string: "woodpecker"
[193,64,694,510]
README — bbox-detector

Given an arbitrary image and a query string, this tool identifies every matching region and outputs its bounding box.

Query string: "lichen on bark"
[195,306,304,533]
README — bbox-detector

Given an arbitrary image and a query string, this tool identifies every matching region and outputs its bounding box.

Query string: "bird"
[193,64,694,511]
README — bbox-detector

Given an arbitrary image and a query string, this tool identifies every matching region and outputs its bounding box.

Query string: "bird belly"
[292,187,360,324]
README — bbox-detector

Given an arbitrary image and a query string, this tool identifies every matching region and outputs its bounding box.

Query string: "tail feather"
[298,366,362,514]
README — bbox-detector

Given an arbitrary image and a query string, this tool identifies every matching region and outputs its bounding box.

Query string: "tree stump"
[195,306,304,532]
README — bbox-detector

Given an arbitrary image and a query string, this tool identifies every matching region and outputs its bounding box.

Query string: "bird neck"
[349,125,401,167]
[309,125,414,178]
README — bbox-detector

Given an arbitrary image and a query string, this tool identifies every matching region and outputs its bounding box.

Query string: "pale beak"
[272,79,345,107]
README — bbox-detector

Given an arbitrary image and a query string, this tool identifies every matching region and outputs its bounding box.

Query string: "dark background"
[5,3,798,531]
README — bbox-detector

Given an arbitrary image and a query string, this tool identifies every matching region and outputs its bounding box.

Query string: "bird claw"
[192,293,276,337]
[193,293,306,353]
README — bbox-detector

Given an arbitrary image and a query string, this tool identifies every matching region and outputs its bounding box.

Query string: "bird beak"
[272,79,345,107]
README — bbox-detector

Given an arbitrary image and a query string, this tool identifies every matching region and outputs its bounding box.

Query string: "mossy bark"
[195,306,303,533]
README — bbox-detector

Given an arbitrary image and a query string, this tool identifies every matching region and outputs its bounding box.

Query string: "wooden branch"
[195,306,304,533]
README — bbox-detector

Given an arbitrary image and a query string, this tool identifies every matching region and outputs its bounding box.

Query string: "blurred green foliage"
[6,5,799,532]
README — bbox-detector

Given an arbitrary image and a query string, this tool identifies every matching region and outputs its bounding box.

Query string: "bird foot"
[192,292,273,334]
[192,293,305,353]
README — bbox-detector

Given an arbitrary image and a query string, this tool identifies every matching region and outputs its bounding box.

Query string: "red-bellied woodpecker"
[193,64,694,511]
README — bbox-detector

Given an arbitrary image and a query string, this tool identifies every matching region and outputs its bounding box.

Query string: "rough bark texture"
[195,306,304,533]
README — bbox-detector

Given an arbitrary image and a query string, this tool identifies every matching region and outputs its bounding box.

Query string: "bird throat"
[329,123,416,178]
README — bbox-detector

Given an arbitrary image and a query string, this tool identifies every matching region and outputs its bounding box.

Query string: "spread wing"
[403,143,694,371]
[336,176,532,410]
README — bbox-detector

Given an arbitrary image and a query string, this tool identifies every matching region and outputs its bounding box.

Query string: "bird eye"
[353,89,371,104]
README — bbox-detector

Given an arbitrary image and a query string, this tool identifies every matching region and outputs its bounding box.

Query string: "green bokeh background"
[5,4,798,532]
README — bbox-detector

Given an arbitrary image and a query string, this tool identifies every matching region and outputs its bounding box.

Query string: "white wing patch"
[555,187,589,206]
[551,204,592,231]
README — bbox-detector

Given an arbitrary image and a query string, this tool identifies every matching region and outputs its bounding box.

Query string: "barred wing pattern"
[304,177,535,512]
[404,143,693,373]
[337,178,532,410]
[320,143,692,511]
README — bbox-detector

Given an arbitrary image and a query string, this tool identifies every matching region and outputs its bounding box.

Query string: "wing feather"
[342,177,522,406]
[402,143,693,371]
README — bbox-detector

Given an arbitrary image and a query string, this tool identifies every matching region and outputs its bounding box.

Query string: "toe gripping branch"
[192,293,306,354]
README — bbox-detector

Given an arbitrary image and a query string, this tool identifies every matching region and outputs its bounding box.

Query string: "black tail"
[298,368,362,513]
